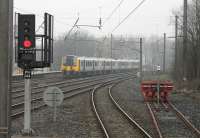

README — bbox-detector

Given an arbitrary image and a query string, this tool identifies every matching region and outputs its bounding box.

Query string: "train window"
[65,56,75,66]
[81,61,84,66]
[112,62,115,66]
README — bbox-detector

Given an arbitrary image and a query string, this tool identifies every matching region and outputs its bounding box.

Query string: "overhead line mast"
[183,0,188,78]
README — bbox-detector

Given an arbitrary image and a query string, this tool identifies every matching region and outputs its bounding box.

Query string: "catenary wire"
[111,0,147,33]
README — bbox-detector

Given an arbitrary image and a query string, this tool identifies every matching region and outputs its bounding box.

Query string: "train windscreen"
[64,56,76,66]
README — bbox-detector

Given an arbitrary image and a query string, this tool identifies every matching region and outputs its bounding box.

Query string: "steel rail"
[91,86,110,138]
[12,76,110,98]
[12,78,117,108]
[12,75,95,93]
[12,72,129,93]
[12,73,131,102]
[12,87,93,118]
[12,75,126,107]
[90,78,131,138]
[12,74,130,118]
[109,84,153,138]
[91,77,137,138]
[146,102,163,138]
[168,101,200,137]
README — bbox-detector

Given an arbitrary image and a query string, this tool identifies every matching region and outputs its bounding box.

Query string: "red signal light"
[23,40,32,48]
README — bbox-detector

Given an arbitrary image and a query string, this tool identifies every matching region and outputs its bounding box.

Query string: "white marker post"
[157,66,161,105]
[22,70,33,135]
[24,79,31,131]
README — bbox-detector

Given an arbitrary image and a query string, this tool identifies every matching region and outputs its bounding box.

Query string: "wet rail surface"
[91,80,152,138]
[146,101,200,138]
[11,72,133,118]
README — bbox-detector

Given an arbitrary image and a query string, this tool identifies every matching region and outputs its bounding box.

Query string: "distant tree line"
[142,36,174,72]
[173,0,200,80]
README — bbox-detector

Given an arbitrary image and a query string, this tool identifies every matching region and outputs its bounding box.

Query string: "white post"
[23,78,32,134]
[157,78,160,105]
[157,66,160,105]
[140,38,143,83]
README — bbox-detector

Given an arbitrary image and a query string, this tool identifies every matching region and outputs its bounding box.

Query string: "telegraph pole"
[183,0,188,78]
[0,0,13,137]
[175,16,178,77]
[163,33,166,73]
[140,38,143,82]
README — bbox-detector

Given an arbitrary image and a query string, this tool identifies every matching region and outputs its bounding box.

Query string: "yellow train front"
[61,55,80,75]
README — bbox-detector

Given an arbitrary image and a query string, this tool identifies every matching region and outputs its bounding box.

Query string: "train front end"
[61,55,80,75]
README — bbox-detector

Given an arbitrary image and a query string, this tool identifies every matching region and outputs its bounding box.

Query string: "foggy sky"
[14,0,184,37]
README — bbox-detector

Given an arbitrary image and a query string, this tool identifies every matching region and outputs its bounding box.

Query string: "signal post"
[17,14,36,134]
[15,13,54,135]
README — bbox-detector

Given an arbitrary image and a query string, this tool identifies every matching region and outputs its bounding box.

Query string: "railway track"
[91,80,152,138]
[12,72,130,103]
[11,72,133,118]
[170,91,200,133]
[12,72,130,93]
[146,101,200,138]
[12,71,63,88]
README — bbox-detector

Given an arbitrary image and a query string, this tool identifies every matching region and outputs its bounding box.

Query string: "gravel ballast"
[12,92,103,138]
[111,78,158,137]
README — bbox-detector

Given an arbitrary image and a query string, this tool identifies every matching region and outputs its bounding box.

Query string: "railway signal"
[15,13,54,72]
[14,12,54,135]
[18,14,35,49]
[17,14,36,69]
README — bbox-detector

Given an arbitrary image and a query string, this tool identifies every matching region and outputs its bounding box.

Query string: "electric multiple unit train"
[61,55,139,75]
